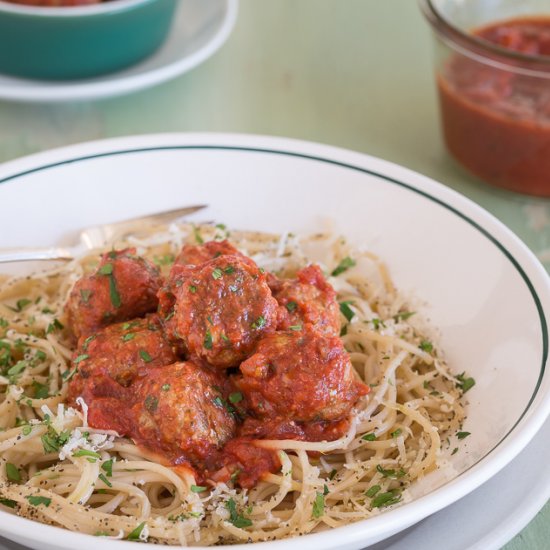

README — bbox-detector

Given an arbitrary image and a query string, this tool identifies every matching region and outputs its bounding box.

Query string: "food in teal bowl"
[0,0,177,80]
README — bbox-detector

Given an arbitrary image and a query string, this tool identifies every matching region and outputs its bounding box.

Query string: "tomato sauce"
[66,241,370,489]
[438,17,550,196]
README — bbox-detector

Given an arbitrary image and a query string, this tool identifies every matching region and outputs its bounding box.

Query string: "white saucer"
[0,0,238,103]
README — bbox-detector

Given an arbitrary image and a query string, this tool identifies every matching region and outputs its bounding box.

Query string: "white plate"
[0,133,549,550]
[0,0,238,103]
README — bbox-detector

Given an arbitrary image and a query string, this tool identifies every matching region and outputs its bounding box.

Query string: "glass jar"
[419,0,550,196]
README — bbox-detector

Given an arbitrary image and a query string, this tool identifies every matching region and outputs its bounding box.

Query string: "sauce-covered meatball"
[273,265,340,336]
[130,362,236,463]
[174,240,247,267]
[236,330,369,422]
[66,249,162,340]
[171,255,279,368]
[158,240,252,335]
[68,315,176,404]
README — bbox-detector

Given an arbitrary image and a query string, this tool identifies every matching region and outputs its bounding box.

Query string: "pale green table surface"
[0,0,548,548]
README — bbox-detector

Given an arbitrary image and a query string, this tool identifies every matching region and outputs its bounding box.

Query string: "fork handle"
[0,247,74,264]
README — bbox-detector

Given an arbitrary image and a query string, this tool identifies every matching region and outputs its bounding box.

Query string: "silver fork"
[0,204,207,264]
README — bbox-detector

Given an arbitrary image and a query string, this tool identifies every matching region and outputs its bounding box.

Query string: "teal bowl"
[0,0,177,80]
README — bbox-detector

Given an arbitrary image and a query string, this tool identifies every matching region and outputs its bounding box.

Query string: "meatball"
[273,265,340,336]
[171,255,279,368]
[236,330,369,422]
[158,241,251,332]
[68,315,176,404]
[130,362,237,463]
[66,248,162,340]
[174,240,246,267]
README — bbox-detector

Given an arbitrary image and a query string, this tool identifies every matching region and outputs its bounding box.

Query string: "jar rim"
[419,0,550,73]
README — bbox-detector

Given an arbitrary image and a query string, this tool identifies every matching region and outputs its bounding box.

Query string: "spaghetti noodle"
[0,222,466,545]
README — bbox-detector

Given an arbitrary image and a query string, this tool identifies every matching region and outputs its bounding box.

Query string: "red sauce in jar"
[438,17,550,196]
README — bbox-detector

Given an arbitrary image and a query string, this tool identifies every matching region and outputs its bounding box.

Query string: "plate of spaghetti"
[0,133,548,550]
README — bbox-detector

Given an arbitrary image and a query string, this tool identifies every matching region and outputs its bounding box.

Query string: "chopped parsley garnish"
[204,330,213,350]
[361,433,376,441]
[41,427,70,454]
[286,301,297,312]
[22,425,32,436]
[457,431,471,440]
[0,318,8,329]
[289,325,302,331]
[331,257,356,277]
[365,484,381,498]
[376,465,406,479]
[46,318,64,334]
[393,311,416,322]
[339,301,355,322]
[98,263,113,275]
[26,495,51,507]
[221,333,230,342]
[390,429,402,438]
[144,395,158,413]
[323,484,329,496]
[226,498,253,528]
[73,354,89,364]
[62,368,78,382]
[7,360,28,382]
[312,492,325,518]
[371,490,401,508]
[14,299,32,312]
[32,381,49,399]
[190,485,207,493]
[0,498,16,508]
[229,392,243,404]
[189,285,197,293]
[456,372,476,393]
[340,324,347,336]
[35,350,46,362]
[82,334,96,351]
[328,469,337,480]
[161,384,171,391]
[452,447,459,455]
[6,463,20,483]
[98,473,112,488]
[231,469,241,482]
[419,340,433,353]
[139,350,152,363]
[251,316,266,330]
[108,273,121,309]
[193,225,204,244]
[73,449,101,460]
[213,396,224,408]
[98,263,121,308]
[122,333,135,342]
[127,522,147,541]
[153,254,175,266]
[224,265,235,274]
[212,268,223,280]
[371,318,385,330]
[164,310,175,322]
[80,289,92,303]
[102,459,114,477]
